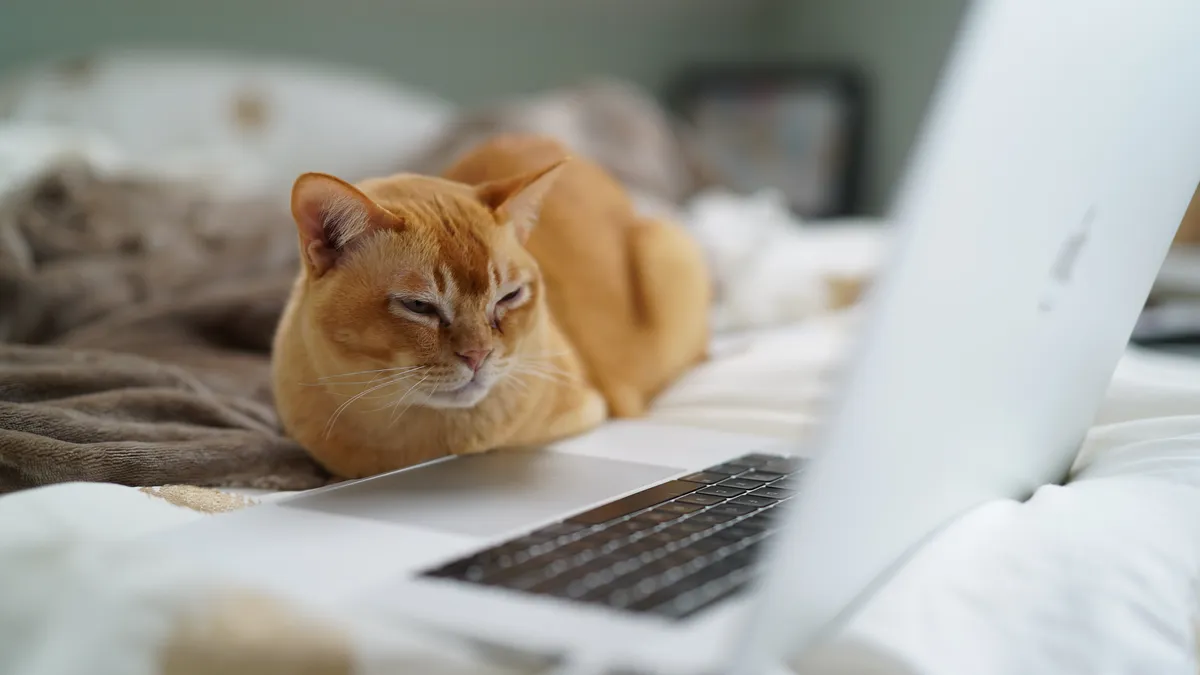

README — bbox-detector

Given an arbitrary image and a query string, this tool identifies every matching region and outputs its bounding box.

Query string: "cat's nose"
[456,348,492,372]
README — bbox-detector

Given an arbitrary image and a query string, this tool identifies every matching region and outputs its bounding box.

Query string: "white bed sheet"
[3,318,1200,675]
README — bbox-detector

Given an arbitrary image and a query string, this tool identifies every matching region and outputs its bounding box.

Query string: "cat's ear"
[475,158,568,243]
[291,172,396,277]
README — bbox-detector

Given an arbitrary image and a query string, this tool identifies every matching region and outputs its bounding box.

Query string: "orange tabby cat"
[272,134,710,477]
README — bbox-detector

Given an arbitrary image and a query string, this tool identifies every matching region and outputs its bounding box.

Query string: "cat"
[272,134,710,478]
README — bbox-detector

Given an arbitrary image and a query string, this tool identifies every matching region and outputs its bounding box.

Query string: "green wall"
[0,0,769,105]
[764,0,967,212]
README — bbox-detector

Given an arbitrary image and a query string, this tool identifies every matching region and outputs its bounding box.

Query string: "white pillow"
[0,49,455,196]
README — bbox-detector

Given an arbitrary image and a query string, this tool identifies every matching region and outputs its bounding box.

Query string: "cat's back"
[442,134,637,309]
[441,134,634,245]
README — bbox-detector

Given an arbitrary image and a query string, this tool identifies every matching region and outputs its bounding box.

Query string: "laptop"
[146,2,1200,673]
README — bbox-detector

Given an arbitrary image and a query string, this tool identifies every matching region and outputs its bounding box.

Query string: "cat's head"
[289,160,565,409]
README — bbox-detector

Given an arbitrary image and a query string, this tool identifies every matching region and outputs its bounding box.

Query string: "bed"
[0,52,1198,675]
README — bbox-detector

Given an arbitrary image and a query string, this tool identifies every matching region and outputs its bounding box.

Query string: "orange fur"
[272,134,710,478]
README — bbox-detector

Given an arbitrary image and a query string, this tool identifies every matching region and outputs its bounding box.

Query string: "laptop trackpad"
[283,450,682,538]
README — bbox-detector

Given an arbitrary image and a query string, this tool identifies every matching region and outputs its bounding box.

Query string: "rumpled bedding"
[2,326,1199,675]
[0,153,332,492]
[0,50,1198,675]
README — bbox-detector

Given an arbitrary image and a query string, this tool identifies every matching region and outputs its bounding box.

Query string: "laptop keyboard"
[422,452,804,620]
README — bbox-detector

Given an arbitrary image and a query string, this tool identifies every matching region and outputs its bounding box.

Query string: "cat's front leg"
[503,385,607,450]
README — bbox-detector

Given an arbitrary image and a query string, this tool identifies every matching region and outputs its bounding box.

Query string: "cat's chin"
[423,379,492,409]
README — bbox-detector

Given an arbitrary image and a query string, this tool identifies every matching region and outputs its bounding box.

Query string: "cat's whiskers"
[317,365,425,381]
[302,365,426,388]
[388,373,433,427]
[505,374,531,394]
[321,370,429,400]
[322,367,430,437]
[362,372,431,412]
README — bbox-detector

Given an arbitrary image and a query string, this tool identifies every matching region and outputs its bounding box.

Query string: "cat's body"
[272,135,709,477]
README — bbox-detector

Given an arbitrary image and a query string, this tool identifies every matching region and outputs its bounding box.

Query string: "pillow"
[0,49,454,195]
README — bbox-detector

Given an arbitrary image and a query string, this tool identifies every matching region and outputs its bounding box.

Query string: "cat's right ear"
[290,172,396,277]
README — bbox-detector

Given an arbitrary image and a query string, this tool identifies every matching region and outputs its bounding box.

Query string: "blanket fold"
[0,158,330,493]
[0,344,328,492]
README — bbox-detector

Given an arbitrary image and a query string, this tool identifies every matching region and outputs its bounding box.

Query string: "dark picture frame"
[667,64,867,218]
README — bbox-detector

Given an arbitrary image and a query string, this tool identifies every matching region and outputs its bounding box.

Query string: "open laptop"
[147,2,1200,673]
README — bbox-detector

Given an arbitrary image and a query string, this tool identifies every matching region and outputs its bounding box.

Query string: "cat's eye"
[399,298,439,317]
[499,286,525,304]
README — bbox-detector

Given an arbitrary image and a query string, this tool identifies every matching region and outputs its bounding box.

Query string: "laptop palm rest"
[282,449,682,538]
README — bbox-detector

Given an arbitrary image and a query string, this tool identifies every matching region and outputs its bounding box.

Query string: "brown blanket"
[0,159,331,493]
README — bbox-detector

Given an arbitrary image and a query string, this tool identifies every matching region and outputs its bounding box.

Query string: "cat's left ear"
[476,158,568,243]
[291,172,398,277]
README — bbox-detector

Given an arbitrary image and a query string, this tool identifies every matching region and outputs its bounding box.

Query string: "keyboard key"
[658,577,751,619]
[710,527,746,544]
[756,506,781,519]
[708,503,755,517]
[673,547,709,565]
[558,539,603,555]
[713,524,761,542]
[663,521,710,536]
[760,457,805,474]
[680,471,726,484]
[718,551,758,575]
[727,453,774,467]
[533,522,587,538]
[750,487,794,499]
[639,531,677,548]
[623,540,660,557]
[676,493,725,506]
[690,536,731,555]
[739,515,776,533]
[688,512,736,526]
[659,502,703,515]
[707,462,750,475]
[609,520,655,535]
[717,478,763,490]
[740,471,785,483]
[633,509,679,524]
[521,570,584,595]
[626,555,740,612]
[578,567,622,591]
[639,556,683,576]
[732,518,765,534]
[568,480,696,525]
[479,553,561,584]
[586,528,628,542]
[730,495,777,508]
[741,540,765,559]
[769,476,795,489]
[697,485,747,498]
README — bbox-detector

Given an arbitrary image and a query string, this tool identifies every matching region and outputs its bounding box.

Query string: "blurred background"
[4,0,1199,343]
[0,0,968,216]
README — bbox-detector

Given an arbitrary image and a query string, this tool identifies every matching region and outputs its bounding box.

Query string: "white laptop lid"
[730,1,1200,670]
